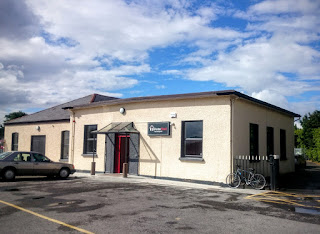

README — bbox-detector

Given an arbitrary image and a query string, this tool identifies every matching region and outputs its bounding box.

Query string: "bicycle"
[226,165,266,190]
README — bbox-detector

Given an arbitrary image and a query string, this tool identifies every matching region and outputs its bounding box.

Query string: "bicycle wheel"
[251,174,266,190]
[226,173,241,188]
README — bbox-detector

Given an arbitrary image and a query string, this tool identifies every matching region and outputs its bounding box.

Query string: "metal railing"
[233,155,270,177]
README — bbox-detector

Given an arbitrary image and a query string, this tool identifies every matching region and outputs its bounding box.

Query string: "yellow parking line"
[245,191,270,199]
[245,191,320,209]
[0,200,94,234]
[263,191,320,198]
[252,196,303,207]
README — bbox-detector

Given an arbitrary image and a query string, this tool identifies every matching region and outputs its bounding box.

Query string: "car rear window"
[0,152,12,160]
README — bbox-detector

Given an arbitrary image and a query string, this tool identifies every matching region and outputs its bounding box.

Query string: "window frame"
[60,130,70,160]
[280,129,287,160]
[181,120,203,158]
[11,132,19,151]
[83,125,97,155]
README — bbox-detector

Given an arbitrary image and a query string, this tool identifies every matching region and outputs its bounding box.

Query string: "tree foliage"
[296,110,320,162]
[4,111,27,122]
[0,111,27,139]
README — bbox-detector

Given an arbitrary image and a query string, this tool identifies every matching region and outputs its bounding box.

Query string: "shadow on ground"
[279,161,320,192]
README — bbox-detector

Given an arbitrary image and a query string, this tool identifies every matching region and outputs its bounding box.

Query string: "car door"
[32,153,53,175]
[12,152,34,175]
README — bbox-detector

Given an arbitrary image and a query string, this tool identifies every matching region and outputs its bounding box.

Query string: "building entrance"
[114,134,130,173]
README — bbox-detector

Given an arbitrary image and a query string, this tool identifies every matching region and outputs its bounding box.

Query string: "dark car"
[0,151,76,180]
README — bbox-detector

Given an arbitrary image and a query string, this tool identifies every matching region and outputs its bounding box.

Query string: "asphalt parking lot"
[0,172,320,234]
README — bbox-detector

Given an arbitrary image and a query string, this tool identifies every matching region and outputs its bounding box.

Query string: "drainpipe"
[70,109,76,165]
[230,96,238,173]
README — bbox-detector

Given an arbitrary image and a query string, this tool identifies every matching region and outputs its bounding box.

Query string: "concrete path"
[71,172,266,195]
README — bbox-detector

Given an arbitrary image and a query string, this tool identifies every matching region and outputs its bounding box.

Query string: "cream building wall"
[4,122,70,162]
[3,93,296,182]
[233,99,295,174]
[71,96,232,183]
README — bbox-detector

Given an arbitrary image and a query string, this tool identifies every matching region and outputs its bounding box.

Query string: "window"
[267,127,274,156]
[11,133,19,151]
[182,121,203,158]
[250,123,259,157]
[83,125,97,154]
[33,153,50,162]
[61,131,70,160]
[14,153,31,162]
[280,129,286,160]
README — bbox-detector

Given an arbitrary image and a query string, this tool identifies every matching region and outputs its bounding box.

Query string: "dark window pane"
[185,121,203,138]
[12,133,19,151]
[182,121,203,158]
[33,153,50,162]
[250,123,259,156]
[280,129,286,160]
[87,125,97,139]
[185,140,202,156]
[83,125,97,154]
[61,131,70,159]
[86,140,94,153]
[267,127,274,156]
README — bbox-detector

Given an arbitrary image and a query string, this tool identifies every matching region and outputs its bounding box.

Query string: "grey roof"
[71,90,300,118]
[5,94,118,125]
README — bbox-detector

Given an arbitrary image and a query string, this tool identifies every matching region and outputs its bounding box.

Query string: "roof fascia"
[4,119,70,126]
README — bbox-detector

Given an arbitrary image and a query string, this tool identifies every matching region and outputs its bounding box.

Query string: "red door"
[114,135,130,173]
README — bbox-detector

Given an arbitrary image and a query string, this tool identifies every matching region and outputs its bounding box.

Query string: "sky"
[0,0,319,124]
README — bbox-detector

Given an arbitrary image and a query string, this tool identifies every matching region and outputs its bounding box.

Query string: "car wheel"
[3,168,16,181]
[59,168,70,179]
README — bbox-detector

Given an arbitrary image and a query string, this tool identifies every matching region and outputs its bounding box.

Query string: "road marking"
[0,200,94,234]
[245,191,320,209]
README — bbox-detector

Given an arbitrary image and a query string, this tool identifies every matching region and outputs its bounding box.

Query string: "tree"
[296,110,320,162]
[0,111,27,139]
[4,111,27,122]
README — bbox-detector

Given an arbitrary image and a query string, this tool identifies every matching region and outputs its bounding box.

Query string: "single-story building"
[3,94,117,162]
[4,90,300,183]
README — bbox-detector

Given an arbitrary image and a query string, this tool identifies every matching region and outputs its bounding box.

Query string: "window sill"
[179,157,204,162]
[81,154,98,157]
[59,159,69,162]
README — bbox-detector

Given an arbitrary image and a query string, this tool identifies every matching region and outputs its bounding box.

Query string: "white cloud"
[0,0,319,122]
[252,90,289,109]
[0,0,247,122]
[185,0,320,114]
[249,0,319,15]
[155,85,166,89]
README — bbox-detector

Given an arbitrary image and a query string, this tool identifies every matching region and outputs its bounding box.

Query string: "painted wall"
[3,95,296,182]
[233,99,295,174]
[4,122,70,162]
[71,96,232,183]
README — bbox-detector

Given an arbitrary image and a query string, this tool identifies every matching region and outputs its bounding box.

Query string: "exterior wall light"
[170,112,177,118]
[36,126,40,131]
[119,107,125,114]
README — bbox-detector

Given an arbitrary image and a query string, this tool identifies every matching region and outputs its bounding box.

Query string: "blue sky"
[0,0,319,123]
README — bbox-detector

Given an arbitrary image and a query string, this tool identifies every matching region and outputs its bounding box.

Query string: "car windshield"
[0,152,12,160]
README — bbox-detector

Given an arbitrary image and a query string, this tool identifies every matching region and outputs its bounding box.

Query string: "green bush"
[305,128,320,162]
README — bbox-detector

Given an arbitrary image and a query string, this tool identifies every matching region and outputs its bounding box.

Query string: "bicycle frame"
[226,165,266,190]
[235,167,255,185]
